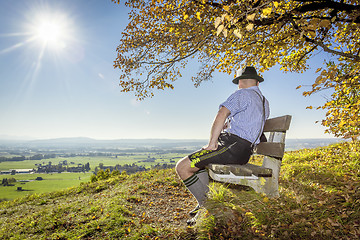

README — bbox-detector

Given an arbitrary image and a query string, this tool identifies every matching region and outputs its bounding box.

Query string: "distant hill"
[0,136,344,151]
[0,137,207,150]
[284,138,345,150]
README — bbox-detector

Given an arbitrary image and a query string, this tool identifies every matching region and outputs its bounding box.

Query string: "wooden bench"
[208,115,292,198]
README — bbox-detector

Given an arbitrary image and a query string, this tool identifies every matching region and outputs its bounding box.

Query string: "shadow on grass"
[16,189,34,192]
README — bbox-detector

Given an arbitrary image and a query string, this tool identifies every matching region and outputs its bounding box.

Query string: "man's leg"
[186,168,210,216]
[196,168,209,188]
[175,157,208,207]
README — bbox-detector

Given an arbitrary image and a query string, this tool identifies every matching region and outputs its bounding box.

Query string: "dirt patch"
[129,179,197,230]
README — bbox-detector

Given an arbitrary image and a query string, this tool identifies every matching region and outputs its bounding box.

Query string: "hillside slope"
[0,168,197,239]
[0,141,359,239]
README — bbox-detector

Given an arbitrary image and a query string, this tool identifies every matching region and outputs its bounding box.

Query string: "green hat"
[232,66,264,84]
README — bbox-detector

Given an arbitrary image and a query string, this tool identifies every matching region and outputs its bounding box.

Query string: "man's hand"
[204,106,230,151]
[222,121,229,131]
[202,142,218,151]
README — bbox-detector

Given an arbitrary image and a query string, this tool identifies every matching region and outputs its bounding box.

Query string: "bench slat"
[230,164,272,177]
[209,164,251,176]
[263,115,292,132]
[208,163,272,178]
[256,142,285,158]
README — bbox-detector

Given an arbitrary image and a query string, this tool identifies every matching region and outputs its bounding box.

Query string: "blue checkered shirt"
[220,86,270,145]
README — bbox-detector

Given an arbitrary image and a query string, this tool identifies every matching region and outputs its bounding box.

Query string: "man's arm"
[203,106,231,151]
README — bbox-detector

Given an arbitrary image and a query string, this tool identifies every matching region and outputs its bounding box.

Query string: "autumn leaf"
[233,29,242,39]
[217,24,224,36]
[223,5,230,12]
[215,17,221,28]
[223,28,228,37]
[196,12,201,21]
[319,19,331,28]
[261,8,272,17]
[246,13,256,21]
[223,14,230,22]
[246,23,254,31]
[308,30,316,38]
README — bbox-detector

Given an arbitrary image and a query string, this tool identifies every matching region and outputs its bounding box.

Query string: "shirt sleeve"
[219,90,248,118]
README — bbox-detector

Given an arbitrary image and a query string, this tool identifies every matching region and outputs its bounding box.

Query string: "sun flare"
[30,12,71,50]
[36,21,62,43]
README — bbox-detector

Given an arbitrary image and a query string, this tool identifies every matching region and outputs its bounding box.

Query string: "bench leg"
[246,176,279,198]
[208,170,280,198]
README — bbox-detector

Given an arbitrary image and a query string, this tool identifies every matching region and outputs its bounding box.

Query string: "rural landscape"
[0,138,359,239]
[0,137,340,201]
[0,138,207,202]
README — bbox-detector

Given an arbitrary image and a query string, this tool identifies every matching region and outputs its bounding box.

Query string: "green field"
[0,153,184,172]
[0,172,92,201]
[0,152,184,201]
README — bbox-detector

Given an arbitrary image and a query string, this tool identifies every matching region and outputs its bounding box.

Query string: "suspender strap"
[251,91,266,148]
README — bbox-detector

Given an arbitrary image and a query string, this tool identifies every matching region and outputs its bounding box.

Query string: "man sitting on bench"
[175,66,270,225]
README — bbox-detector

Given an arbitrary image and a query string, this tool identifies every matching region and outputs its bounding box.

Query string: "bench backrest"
[255,115,292,159]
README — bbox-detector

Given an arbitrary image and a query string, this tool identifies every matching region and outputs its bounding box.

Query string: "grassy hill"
[0,141,359,239]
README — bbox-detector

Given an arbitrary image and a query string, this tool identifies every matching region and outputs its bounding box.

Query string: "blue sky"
[0,0,335,140]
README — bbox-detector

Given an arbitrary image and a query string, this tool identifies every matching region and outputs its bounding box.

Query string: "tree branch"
[294,0,360,13]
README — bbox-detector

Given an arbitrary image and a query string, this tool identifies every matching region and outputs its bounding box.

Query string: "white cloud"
[98,73,104,79]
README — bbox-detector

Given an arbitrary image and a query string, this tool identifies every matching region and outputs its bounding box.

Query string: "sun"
[0,4,80,96]
[30,11,72,51]
[36,21,63,44]
[0,8,75,55]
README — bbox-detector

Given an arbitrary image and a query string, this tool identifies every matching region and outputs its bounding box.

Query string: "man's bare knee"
[176,156,199,180]
[175,157,188,175]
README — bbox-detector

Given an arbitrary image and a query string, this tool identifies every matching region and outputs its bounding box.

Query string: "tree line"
[36,162,90,173]
[0,154,57,163]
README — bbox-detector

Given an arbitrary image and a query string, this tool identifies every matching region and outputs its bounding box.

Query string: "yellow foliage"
[217,25,224,36]
[246,23,254,31]
[246,13,256,21]
[303,62,360,139]
[196,12,201,21]
[111,0,360,138]
[261,8,272,17]
[233,29,242,39]
[223,5,230,12]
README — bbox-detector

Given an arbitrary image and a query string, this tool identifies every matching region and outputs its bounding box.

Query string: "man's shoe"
[187,217,196,226]
[187,210,201,226]
[189,205,200,217]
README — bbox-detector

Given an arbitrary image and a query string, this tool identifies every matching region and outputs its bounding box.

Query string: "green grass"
[0,159,42,170]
